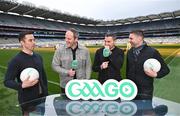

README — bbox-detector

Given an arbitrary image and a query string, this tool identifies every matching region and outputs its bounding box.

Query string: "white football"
[143,58,161,72]
[20,68,39,81]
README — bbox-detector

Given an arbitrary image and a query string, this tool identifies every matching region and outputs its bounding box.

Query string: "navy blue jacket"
[126,45,170,99]
[93,46,124,83]
[4,51,48,108]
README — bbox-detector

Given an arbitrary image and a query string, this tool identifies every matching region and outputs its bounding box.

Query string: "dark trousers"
[61,87,65,93]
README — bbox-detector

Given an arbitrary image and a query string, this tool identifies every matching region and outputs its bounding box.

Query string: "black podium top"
[19,94,180,116]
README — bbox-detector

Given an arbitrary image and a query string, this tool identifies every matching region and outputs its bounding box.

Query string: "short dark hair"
[130,30,144,38]
[105,33,116,40]
[67,28,79,39]
[18,31,34,42]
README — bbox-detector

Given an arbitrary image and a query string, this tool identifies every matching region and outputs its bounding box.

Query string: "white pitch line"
[164,48,180,66]
[168,54,179,66]
[48,80,59,86]
[164,48,180,61]
[0,65,7,69]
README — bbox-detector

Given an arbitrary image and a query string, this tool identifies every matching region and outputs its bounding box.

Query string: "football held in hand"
[143,58,161,72]
[20,68,39,81]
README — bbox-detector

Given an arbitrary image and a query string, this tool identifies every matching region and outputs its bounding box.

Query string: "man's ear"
[75,38,78,42]
[20,40,24,46]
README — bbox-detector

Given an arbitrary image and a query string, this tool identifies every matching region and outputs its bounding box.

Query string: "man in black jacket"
[4,31,48,115]
[92,33,124,84]
[126,30,170,100]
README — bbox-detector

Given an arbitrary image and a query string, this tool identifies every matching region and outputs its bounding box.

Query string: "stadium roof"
[99,10,180,25]
[0,0,101,25]
[0,0,180,26]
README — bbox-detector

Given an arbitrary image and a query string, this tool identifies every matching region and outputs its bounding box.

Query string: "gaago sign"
[65,79,138,100]
[66,101,137,116]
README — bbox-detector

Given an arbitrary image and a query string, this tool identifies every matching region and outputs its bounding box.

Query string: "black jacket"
[92,46,124,83]
[4,51,48,108]
[126,45,170,99]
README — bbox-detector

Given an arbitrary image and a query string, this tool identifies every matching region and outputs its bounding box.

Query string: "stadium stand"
[0,0,180,48]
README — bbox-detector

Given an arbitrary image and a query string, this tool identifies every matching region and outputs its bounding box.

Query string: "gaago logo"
[66,101,137,116]
[65,79,137,100]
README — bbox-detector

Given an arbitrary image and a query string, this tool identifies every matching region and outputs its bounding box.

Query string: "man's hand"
[144,69,157,78]
[68,69,76,77]
[101,61,109,69]
[22,76,39,88]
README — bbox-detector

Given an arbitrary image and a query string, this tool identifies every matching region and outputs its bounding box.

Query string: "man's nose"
[65,39,69,42]
[105,42,109,45]
[32,40,36,44]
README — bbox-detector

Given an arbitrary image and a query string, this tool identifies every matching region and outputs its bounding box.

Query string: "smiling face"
[129,33,143,48]
[65,30,78,48]
[104,36,115,50]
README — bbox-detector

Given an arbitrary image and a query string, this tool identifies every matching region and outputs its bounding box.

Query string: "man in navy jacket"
[126,30,170,100]
[4,31,48,115]
[93,33,124,84]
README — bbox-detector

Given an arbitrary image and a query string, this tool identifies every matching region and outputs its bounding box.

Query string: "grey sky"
[18,0,180,21]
